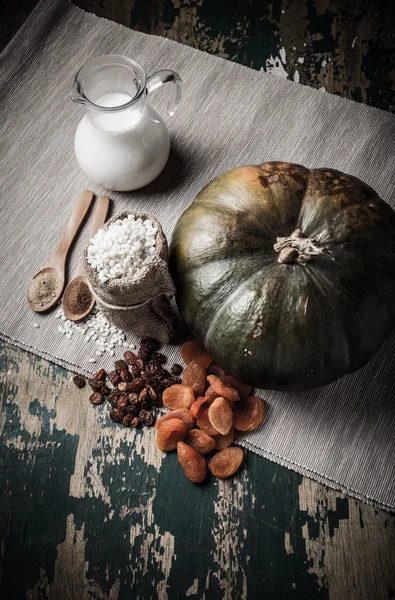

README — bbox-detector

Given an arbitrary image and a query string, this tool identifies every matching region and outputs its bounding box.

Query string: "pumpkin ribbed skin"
[169,162,395,391]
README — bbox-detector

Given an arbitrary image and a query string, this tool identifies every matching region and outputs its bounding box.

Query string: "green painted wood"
[1,342,395,599]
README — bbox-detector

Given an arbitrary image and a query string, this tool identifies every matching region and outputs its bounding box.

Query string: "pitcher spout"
[70,80,87,105]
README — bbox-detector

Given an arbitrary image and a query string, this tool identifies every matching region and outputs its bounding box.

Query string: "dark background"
[1,0,395,111]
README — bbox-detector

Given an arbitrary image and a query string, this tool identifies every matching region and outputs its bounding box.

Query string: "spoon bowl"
[27,190,94,314]
[28,267,64,312]
[62,274,95,321]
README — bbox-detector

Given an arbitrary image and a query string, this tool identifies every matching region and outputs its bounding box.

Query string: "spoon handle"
[47,190,94,272]
[90,195,110,237]
[77,195,110,277]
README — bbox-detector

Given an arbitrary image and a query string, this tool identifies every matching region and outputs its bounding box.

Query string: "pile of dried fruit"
[73,338,264,482]
[155,341,265,483]
[73,338,183,428]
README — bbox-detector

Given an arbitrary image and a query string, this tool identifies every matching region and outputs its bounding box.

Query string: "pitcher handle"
[146,70,182,117]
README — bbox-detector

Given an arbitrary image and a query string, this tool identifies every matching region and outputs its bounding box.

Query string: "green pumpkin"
[169,162,395,391]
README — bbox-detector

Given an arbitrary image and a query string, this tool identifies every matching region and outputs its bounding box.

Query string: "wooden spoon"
[62,195,110,321]
[28,190,94,313]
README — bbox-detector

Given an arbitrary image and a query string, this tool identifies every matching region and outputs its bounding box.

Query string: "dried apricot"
[162,384,195,410]
[208,447,245,478]
[155,409,195,430]
[182,361,207,396]
[190,396,208,419]
[208,397,233,435]
[181,341,213,369]
[233,396,264,431]
[197,406,220,436]
[222,375,252,398]
[207,375,239,402]
[213,427,235,450]
[156,418,187,452]
[205,386,219,403]
[207,363,226,378]
[177,441,207,483]
[185,429,215,455]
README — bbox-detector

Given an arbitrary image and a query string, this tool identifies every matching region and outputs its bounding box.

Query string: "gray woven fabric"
[83,212,175,342]
[1,0,394,510]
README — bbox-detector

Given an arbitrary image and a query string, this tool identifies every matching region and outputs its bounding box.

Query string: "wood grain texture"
[1,0,394,111]
[1,342,395,599]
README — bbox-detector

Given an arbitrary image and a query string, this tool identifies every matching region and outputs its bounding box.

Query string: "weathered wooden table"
[1,2,395,599]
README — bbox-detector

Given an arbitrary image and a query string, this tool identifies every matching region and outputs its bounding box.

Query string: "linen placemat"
[1,0,394,511]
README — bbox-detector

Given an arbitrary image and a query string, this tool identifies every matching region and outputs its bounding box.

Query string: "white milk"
[74,92,170,191]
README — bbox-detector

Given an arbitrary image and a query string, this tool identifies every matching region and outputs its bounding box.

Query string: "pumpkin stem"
[274,229,330,264]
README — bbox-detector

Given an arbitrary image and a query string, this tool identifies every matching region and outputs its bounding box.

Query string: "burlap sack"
[83,212,176,343]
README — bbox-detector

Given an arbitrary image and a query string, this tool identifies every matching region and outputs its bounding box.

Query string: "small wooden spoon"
[28,190,94,313]
[63,195,110,321]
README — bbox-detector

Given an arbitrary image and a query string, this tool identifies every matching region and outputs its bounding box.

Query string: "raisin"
[145,361,159,374]
[117,396,129,411]
[122,414,134,427]
[114,359,128,372]
[107,391,120,406]
[233,396,264,431]
[196,407,220,436]
[146,385,157,403]
[185,429,215,455]
[177,442,207,483]
[109,408,125,423]
[208,447,245,479]
[124,405,139,416]
[89,392,104,405]
[140,338,158,352]
[108,370,122,386]
[151,352,167,365]
[170,364,183,376]
[124,351,138,365]
[130,363,141,377]
[73,375,85,388]
[156,418,187,451]
[131,417,141,428]
[128,392,139,405]
[181,341,213,369]
[222,375,252,398]
[118,382,133,392]
[139,409,156,427]
[155,409,195,431]
[94,368,106,381]
[162,384,195,410]
[182,361,206,396]
[213,428,235,450]
[128,378,145,392]
[206,375,239,402]
[101,385,110,396]
[88,378,104,392]
[138,388,149,404]
[138,346,151,360]
[208,397,233,435]
[119,369,132,382]
[135,359,145,372]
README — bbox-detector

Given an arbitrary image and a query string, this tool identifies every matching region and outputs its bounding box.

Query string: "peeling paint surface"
[1,341,394,598]
[3,1,392,110]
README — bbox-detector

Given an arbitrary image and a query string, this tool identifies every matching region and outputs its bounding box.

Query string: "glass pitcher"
[71,55,182,191]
